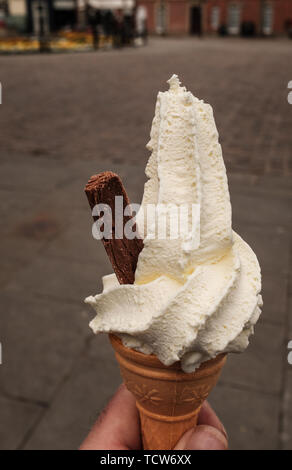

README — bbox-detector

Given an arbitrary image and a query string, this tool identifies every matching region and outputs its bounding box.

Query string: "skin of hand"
[80,384,228,450]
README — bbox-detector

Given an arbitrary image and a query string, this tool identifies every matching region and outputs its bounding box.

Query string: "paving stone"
[231,191,292,229]
[24,334,121,450]
[260,273,288,325]
[4,254,105,304]
[0,395,42,450]
[232,224,290,278]
[0,197,73,267]
[0,231,56,267]
[41,209,102,264]
[282,369,292,449]
[209,383,280,450]
[229,173,292,201]
[220,322,284,394]
[0,189,47,235]
[0,291,89,402]
[0,152,73,194]
[289,294,292,339]
[0,258,26,290]
[0,38,290,173]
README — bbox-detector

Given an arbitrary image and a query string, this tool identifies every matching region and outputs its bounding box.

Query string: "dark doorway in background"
[190,6,201,35]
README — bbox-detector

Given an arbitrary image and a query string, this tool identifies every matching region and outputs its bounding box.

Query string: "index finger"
[197,401,227,438]
[80,384,141,450]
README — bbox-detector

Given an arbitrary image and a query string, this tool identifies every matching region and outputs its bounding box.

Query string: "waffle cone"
[109,334,227,450]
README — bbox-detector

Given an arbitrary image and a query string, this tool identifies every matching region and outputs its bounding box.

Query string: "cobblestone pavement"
[0,37,291,450]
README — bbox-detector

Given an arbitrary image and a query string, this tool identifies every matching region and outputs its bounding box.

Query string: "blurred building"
[6,0,27,31]
[4,0,135,34]
[3,0,292,36]
[4,0,77,33]
[137,0,292,36]
[77,0,134,28]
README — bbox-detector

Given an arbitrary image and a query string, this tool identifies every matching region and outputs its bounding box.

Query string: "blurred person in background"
[123,7,135,46]
[285,18,292,38]
[112,8,123,48]
[135,4,147,46]
[102,9,115,47]
[87,5,101,50]
[0,9,6,37]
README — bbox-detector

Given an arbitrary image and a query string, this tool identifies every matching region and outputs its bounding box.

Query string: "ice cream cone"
[109,334,227,450]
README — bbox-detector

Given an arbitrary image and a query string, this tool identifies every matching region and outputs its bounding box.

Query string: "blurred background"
[0,0,292,451]
[0,0,292,52]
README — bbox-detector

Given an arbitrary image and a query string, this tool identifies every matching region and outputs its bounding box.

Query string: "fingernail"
[221,424,228,440]
[188,426,228,450]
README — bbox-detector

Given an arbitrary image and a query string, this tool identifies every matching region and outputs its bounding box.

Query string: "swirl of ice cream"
[86,75,262,372]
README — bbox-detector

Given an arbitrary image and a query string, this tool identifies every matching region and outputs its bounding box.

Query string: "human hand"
[80,384,228,450]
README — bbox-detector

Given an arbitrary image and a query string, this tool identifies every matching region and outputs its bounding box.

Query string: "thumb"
[174,424,228,450]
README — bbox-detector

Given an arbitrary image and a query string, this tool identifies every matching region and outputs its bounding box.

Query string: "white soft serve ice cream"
[86,75,262,372]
